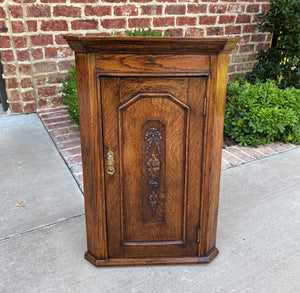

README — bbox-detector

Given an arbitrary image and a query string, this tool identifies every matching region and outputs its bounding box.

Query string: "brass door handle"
[107,151,115,175]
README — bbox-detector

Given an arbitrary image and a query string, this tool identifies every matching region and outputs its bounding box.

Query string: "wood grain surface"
[67,37,237,266]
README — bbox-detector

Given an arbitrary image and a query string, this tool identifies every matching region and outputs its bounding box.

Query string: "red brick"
[10,102,23,113]
[153,17,175,27]
[14,36,27,48]
[58,60,75,71]
[56,138,81,150]
[128,18,151,28]
[261,4,270,13]
[45,47,73,59]
[44,114,74,129]
[252,14,261,24]
[222,149,243,166]
[71,19,98,30]
[17,50,30,61]
[3,64,16,75]
[239,35,251,44]
[22,91,35,102]
[32,48,44,60]
[236,62,254,72]
[246,4,260,13]
[21,78,33,88]
[27,20,38,32]
[101,18,126,29]
[26,5,51,17]
[206,27,224,36]
[41,20,68,31]
[254,145,275,156]
[225,25,241,35]
[141,5,163,15]
[41,0,66,2]
[1,50,14,62]
[37,106,66,114]
[256,43,270,51]
[237,146,265,159]
[84,5,111,16]
[243,25,257,33]
[33,61,56,73]
[219,15,235,24]
[191,27,210,36]
[165,5,186,15]
[36,76,47,86]
[50,126,79,137]
[0,21,8,33]
[53,5,81,17]
[251,34,266,42]
[12,21,24,33]
[239,44,255,53]
[236,15,251,23]
[0,37,11,48]
[226,147,253,162]
[49,96,63,106]
[24,102,36,113]
[187,4,207,14]
[38,98,48,108]
[0,7,5,18]
[209,4,227,14]
[221,159,230,169]
[39,109,68,119]
[60,146,82,158]
[231,53,256,63]
[65,155,82,167]
[130,0,155,2]
[199,16,216,25]
[71,0,97,3]
[54,133,81,144]
[70,163,83,175]
[7,90,20,101]
[168,28,183,37]
[228,4,245,13]
[9,5,23,18]
[114,5,138,16]
[104,0,126,2]
[30,34,53,46]
[176,17,197,26]
[38,86,56,97]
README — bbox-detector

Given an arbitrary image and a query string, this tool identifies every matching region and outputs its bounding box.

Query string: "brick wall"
[0,0,270,114]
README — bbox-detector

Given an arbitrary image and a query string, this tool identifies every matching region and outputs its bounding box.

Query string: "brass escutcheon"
[107,150,115,175]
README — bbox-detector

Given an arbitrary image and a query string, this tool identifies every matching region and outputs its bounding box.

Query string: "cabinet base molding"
[85,248,219,267]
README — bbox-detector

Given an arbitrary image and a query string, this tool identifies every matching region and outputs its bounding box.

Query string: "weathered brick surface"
[1,0,271,114]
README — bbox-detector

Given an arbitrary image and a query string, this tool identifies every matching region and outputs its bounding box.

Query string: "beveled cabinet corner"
[65,36,237,266]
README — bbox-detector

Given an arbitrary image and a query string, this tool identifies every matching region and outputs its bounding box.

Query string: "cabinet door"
[101,77,207,259]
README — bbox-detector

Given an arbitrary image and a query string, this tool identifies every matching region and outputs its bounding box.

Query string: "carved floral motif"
[144,127,162,209]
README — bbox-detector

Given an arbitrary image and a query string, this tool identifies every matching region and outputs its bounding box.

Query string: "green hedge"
[224,77,300,147]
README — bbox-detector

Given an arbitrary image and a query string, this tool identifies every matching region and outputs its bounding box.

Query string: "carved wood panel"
[141,120,166,223]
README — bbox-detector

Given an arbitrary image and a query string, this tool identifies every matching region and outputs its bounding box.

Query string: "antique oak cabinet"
[65,36,237,266]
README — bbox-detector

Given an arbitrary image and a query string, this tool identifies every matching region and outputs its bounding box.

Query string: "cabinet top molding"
[64,36,238,55]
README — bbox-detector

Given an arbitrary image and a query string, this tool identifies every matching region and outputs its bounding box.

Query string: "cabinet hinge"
[203,97,207,117]
[197,226,201,243]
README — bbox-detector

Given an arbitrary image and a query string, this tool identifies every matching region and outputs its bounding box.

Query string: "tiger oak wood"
[65,36,237,266]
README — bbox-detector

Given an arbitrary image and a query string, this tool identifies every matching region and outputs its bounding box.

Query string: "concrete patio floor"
[0,113,299,293]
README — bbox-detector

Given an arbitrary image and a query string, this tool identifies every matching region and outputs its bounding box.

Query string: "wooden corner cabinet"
[65,36,237,266]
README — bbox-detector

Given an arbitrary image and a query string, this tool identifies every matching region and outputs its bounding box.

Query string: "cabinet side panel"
[201,54,229,255]
[75,53,107,259]
[207,53,229,251]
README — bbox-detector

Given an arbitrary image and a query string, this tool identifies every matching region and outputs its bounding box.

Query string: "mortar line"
[21,0,39,110]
